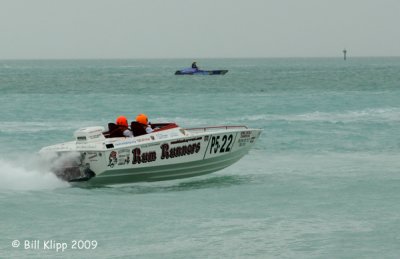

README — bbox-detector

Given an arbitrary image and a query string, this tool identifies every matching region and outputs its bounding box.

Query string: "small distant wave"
[153,108,400,126]
[0,121,101,133]
[153,116,211,127]
[0,154,69,191]
[116,65,147,68]
[107,175,252,194]
[231,108,400,123]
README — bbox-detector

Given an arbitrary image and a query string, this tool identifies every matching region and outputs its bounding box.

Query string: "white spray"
[0,152,74,191]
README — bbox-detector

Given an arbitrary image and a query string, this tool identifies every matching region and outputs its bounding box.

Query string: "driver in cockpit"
[116,115,133,137]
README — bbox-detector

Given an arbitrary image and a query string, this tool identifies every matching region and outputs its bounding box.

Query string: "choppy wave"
[233,108,400,123]
[0,120,102,133]
[2,107,398,135]
[152,108,400,125]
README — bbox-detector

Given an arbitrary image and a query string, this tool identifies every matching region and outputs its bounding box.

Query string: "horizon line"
[1,55,400,61]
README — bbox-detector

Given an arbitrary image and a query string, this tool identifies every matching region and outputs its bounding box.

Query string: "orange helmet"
[116,116,128,127]
[136,113,148,125]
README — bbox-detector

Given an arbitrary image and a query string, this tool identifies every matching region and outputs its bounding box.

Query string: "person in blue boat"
[191,61,199,71]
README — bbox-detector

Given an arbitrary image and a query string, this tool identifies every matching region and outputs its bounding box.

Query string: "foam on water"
[0,154,69,191]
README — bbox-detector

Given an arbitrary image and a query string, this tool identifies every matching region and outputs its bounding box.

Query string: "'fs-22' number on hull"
[210,135,233,154]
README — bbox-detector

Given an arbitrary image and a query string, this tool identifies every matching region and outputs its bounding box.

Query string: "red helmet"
[116,116,128,127]
[136,114,148,125]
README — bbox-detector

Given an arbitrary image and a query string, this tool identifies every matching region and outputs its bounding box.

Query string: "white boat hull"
[40,125,262,185]
[85,144,253,185]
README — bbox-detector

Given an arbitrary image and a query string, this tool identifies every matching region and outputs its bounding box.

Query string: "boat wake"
[0,154,70,191]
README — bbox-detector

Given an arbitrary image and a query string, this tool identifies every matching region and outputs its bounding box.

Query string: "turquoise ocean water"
[1,58,400,258]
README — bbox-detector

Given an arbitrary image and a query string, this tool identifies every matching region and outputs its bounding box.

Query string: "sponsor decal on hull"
[117,149,131,165]
[107,141,202,167]
[107,151,117,168]
[161,142,201,159]
[132,148,156,164]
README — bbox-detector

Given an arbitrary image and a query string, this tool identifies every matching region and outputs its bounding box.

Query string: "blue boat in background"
[175,67,228,75]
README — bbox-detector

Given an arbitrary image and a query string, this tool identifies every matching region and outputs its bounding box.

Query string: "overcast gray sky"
[1,0,399,59]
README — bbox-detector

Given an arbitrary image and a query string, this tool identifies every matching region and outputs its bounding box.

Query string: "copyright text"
[11,239,98,252]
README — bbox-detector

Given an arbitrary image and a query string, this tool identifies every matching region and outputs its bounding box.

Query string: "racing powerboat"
[175,68,228,75]
[39,122,262,185]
